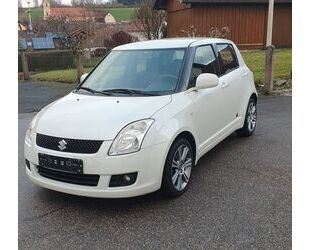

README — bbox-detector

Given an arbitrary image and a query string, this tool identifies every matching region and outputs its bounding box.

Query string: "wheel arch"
[171,131,197,165]
[250,92,258,103]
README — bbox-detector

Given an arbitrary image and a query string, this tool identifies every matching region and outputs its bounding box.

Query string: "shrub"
[104,31,137,50]
[209,26,230,39]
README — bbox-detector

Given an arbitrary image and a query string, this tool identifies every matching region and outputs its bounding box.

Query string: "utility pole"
[27,1,33,32]
[264,0,275,94]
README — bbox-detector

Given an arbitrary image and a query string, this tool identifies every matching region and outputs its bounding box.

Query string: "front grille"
[36,133,103,154]
[37,166,100,186]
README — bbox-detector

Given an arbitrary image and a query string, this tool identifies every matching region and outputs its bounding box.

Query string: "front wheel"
[236,97,257,137]
[161,138,194,197]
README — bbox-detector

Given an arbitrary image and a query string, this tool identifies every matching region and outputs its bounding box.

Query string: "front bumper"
[24,139,169,198]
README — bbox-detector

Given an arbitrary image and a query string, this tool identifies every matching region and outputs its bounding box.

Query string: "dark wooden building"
[154,0,292,49]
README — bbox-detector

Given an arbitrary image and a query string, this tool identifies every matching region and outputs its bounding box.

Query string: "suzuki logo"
[58,139,67,151]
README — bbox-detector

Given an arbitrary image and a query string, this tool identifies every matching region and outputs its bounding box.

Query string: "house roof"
[18,21,27,31]
[154,0,292,10]
[50,7,95,18]
[121,22,144,33]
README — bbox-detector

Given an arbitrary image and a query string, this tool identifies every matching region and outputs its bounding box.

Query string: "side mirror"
[196,73,219,89]
[80,73,88,83]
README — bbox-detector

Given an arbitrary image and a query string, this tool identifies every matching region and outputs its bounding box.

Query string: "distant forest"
[116,0,143,6]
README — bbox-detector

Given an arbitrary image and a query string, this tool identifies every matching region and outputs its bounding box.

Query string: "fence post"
[21,52,30,80]
[264,45,275,94]
[76,51,84,84]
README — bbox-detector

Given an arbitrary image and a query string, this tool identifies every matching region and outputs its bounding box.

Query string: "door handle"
[221,81,229,88]
[243,72,248,77]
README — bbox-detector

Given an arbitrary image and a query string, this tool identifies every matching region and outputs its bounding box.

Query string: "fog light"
[109,172,137,187]
[25,159,30,170]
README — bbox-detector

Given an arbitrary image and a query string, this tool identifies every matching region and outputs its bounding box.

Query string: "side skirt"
[196,117,243,163]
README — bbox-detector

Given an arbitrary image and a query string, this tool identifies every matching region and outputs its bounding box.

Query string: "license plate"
[38,153,83,174]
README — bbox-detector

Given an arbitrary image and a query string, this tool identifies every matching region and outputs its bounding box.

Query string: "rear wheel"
[236,97,257,137]
[161,138,194,197]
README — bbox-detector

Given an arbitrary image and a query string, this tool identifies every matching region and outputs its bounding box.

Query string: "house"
[18,21,27,31]
[121,22,146,41]
[43,3,96,21]
[154,0,292,49]
[42,0,116,24]
[105,13,116,24]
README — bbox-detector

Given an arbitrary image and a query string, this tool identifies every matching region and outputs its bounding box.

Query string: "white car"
[24,38,257,198]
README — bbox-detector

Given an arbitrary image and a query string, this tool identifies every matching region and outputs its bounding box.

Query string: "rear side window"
[188,45,218,88]
[217,44,239,75]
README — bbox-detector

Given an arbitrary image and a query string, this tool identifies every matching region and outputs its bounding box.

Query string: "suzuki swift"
[24,38,257,198]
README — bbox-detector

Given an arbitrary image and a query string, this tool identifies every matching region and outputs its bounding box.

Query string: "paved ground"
[18,81,76,113]
[18,81,292,249]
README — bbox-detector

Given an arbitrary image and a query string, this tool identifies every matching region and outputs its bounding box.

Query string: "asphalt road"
[18,81,292,249]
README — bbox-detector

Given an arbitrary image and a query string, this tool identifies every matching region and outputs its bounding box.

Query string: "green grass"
[29,7,43,21]
[107,8,135,21]
[241,48,292,83]
[82,57,102,68]
[31,49,292,84]
[31,68,93,84]
[20,7,135,22]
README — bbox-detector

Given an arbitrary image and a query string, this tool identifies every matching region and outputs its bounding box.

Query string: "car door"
[188,45,228,149]
[216,43,244,126]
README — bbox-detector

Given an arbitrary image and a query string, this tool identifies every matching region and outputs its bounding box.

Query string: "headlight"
[109,119,154,156]
[25,114,39,145]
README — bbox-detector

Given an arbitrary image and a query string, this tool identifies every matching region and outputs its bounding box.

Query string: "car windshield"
[81,48,186,95]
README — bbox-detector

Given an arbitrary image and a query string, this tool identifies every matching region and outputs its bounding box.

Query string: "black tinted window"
[189,45,218,88]
[217,44,238,75]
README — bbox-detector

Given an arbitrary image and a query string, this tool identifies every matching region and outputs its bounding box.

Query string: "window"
[188,45,218,88]
[217,44,238,75]
[82,48,186,93]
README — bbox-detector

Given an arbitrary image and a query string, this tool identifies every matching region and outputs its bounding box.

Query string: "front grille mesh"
[36,133,103,154]
[37,166,99,186]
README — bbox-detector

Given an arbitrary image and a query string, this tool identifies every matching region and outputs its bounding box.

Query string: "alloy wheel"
[171,144,192,191]
[247,101,257,132]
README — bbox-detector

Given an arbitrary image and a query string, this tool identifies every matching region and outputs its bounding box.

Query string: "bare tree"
[133,0,166,40]
[43,13,96,82]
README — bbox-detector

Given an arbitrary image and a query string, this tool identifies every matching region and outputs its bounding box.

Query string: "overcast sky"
[20,0,108,8]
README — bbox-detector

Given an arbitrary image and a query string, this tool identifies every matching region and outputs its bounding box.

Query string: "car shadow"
[35,132,254,212]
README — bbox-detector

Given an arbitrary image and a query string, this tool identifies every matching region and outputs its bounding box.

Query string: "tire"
[161,138,194,197]
[236,97,257,137]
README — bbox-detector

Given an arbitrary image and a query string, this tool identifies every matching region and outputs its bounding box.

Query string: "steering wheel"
[146,74,178,91]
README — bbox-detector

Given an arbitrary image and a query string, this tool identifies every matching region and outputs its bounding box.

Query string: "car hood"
[36,92,171,140]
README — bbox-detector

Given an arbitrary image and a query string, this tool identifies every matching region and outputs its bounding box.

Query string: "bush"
[104,31,137,50]
[209,26,230,39]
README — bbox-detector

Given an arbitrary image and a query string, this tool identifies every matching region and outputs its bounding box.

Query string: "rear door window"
[217,44,239,75]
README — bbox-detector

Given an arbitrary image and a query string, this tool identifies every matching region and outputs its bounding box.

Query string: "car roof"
[113,38,233,50]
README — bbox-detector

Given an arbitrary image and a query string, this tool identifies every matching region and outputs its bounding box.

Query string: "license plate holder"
[38,153,83,174]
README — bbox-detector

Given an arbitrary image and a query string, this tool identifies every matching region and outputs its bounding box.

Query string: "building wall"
[166,1,292,49]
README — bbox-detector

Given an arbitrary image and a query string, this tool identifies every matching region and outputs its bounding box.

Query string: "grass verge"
[31,49,292,84]
[31,68,93,83]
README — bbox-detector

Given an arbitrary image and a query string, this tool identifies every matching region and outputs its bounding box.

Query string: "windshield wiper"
[77,87,111,96]
[101,89,158,96]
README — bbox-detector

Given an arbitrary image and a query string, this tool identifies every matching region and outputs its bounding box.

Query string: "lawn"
[31,68,93,83]
[107,8,135,21]
[242,48,292,83]
[29,7,43,21]
[21,7,135,22]
[31,49,292,84]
